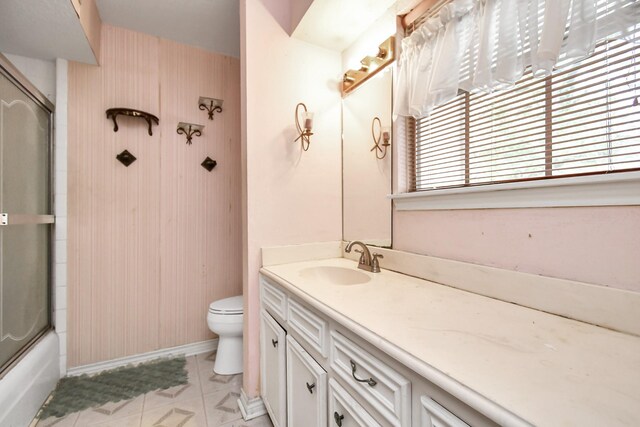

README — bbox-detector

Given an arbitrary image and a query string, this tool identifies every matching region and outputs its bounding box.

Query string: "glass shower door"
[0,66,53,374]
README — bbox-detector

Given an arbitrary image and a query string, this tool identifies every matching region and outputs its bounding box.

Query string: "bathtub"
[0,332,60,427]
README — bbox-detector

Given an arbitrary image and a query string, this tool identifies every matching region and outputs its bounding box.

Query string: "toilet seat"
[208,295,243,315]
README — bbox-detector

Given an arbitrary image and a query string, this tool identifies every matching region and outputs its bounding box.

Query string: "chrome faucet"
[345,241,384,273]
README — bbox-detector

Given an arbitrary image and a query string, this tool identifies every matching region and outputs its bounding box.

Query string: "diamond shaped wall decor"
[201,157,217,171]
[116,149,137,167]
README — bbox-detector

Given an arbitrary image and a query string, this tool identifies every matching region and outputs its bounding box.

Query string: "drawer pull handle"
[306,382,316,394]
[271,339,278,348]
[334,411,344,426]
[350,359,377,387]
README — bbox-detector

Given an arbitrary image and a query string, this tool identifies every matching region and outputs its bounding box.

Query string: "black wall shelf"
[106,108,159,136]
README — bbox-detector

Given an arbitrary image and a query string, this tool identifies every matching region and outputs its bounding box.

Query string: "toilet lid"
[209,296,243,315]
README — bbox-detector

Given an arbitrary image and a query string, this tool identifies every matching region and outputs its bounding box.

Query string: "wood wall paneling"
[68,25,241,367]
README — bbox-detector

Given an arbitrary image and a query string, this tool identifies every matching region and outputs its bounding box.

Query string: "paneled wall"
[68,25,241,367]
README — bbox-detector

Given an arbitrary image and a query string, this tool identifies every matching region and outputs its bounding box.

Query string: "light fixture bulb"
[303,111,314,132]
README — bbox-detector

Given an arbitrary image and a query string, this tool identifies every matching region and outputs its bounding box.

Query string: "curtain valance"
[394,0,640,118]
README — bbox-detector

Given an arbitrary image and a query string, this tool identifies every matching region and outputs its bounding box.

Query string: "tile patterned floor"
[32,352,273,427]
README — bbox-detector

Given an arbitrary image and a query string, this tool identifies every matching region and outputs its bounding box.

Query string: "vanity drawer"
[329,378,382,427]
[420,396,469,427]
[260,275,287,321]
[287,298,329,357]
[330,331,411,427]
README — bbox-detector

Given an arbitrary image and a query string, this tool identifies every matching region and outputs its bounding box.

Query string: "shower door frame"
[0,54,55,378]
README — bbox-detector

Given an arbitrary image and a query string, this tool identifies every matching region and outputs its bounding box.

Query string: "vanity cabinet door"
[329,378,382,427]
[261,310,287,427]
[286,335,327,427]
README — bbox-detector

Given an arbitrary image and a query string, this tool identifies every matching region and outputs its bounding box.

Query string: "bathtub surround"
[0,53,63,427]
[68,24,241,368]
[0,55,67,374]
[1,54,56,103]
[55,58,69,376]
[0,333,60,427]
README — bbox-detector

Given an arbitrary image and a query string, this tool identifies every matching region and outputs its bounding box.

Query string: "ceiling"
[0,0,421,65]
[0,0,96,64]
[291,0,421,52]
[292,0,397,51]
[95,0,240,58]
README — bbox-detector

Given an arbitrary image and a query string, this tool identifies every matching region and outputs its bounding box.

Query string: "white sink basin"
[299,266,371,285]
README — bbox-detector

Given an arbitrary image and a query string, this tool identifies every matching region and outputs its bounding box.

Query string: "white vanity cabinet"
[286,335,327,427]
[260,274,492,427]
[260,309,287,427]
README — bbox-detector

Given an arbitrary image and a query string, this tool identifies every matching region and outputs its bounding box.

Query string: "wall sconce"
[342,36,395,96]
[198,97,223,120]
[370,117,391,160]
[294,103,314,151]
[177,122,204,145]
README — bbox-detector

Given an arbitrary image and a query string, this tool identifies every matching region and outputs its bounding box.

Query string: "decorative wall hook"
[198,97,224,120]
[106,108,159,136]
[342,36,395,96]
[294,103,314,151]
[177,122,204,145]
[370,117,391,160]
[116,149,137,167]
[201,157,217,171]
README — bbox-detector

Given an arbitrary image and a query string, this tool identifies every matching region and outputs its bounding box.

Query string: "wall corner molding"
[238,387,267,421]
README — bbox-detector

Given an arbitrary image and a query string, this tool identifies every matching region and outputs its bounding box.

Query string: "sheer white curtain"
[394,0,640,119]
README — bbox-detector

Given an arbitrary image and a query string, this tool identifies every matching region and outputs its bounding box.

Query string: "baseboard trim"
[238,387,267,421]
[66,339,218,376]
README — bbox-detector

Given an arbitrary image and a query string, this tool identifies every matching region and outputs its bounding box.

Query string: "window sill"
[390,172,640,210]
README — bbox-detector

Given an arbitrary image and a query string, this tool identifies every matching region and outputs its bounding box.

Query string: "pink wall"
[241,0,343,397]
[68,25,241,367]
[393,207,640,292]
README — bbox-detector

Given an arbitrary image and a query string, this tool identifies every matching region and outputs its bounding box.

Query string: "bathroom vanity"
[258,254,640,427]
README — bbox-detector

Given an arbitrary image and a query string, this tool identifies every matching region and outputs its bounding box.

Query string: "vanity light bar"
[342,36,396,96]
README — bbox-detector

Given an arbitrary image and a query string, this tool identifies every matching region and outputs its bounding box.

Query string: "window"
[408,37,640,192]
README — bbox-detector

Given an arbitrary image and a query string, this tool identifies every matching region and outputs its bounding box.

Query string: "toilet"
[207,295,243,375]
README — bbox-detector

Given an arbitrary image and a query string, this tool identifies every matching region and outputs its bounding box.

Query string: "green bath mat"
[38,356,188,419]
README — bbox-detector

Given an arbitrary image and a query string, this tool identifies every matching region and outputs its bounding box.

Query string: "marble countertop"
[261,258,640,427]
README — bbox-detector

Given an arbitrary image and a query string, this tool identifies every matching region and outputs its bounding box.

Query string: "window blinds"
[409,35,640,191]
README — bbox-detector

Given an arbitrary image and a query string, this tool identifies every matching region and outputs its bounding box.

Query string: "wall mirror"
[342,68,392,247]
